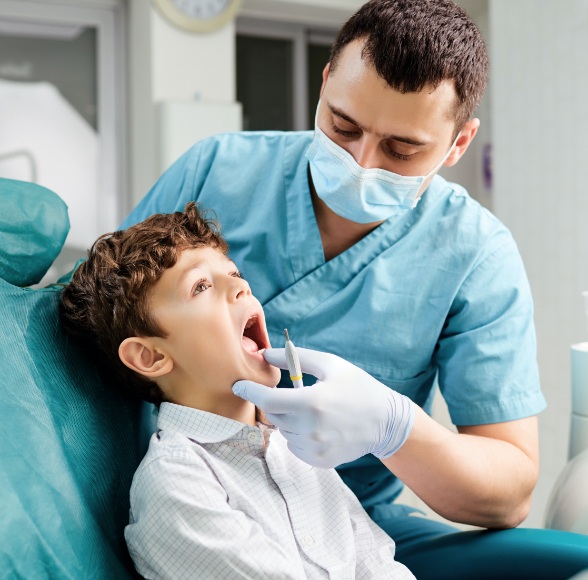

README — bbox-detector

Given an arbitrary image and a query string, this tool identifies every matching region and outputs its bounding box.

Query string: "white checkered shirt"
[125,402,415,579]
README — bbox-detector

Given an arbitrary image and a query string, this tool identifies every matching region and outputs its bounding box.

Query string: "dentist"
[122,0,588,577]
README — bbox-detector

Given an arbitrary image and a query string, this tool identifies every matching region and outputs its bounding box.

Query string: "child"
[60,202,414,580]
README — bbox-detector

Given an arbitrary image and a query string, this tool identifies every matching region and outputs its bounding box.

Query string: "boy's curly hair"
[60,202,229,405]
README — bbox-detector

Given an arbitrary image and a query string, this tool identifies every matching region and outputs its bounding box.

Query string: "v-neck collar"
[266,133,419,341]
[283,133,400,281]
[283,134,324,280]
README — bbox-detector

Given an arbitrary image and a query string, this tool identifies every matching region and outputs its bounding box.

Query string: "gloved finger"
[232,380,309,414]
[264,414,300,434]
[285,441,334,470]
[264,346,337,380]
[276,429,312,449]
[261,348,289,371]
[277,429,335,462]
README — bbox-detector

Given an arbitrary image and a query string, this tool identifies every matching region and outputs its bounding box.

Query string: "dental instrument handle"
[284,329,303,388]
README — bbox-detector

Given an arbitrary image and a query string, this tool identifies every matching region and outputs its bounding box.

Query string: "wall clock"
[152,0,242,33]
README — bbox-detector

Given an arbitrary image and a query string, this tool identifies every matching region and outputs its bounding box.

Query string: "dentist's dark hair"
[60,202,228,405]
[329,0,489,134]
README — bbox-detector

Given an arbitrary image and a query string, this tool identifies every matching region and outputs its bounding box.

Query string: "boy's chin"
[253,375,281,389]
[269,366,282,385]
[242,367,281,388]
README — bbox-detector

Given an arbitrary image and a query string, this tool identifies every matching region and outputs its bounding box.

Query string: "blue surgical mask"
[305,117,459,224]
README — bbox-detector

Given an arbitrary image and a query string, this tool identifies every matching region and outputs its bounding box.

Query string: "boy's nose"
[229,276,251,302]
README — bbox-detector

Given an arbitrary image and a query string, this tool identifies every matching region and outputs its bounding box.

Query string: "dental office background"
[0,0,587,531]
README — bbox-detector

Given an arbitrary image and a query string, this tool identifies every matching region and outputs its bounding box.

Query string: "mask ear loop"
[314,100,322,131]
[412,131,462,206]
[426,131,462,178]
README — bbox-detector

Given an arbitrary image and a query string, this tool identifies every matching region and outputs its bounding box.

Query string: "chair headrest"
[0,178,69,286]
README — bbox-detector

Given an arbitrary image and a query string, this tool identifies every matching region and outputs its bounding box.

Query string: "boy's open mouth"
[241,314,268,355]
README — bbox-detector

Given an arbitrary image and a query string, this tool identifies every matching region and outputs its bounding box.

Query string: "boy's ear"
[118,337,173,378]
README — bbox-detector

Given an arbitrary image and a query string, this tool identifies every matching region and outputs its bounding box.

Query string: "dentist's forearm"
[382,407,539,529]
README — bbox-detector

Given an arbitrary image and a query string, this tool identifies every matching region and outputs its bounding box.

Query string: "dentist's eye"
[192,278,211,295]
[388,150,414,161]
[331,123,359,139]
[332,123,359,138]
[383,141,416,161]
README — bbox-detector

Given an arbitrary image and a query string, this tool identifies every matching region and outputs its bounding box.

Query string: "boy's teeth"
[245,315,257,330]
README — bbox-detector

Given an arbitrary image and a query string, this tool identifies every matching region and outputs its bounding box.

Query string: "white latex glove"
[232,347,415,469]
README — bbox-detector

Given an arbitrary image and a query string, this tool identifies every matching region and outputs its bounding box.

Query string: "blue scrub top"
[121,131,546,517]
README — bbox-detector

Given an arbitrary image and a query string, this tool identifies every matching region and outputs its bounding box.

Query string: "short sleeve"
[435,235,546,426]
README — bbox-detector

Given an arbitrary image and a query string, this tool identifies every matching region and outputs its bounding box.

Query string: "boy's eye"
[231,270,245,280]
[192,279,211,295]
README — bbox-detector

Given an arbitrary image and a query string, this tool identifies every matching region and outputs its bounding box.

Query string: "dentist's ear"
[319,62,330,98]
[444,117,480,167]
[118,337,173,378]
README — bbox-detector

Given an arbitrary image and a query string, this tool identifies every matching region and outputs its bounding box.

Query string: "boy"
[60,202,414,579]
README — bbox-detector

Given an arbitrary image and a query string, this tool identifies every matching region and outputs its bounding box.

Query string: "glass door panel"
[236,34,294,131]
[307,43,331,129]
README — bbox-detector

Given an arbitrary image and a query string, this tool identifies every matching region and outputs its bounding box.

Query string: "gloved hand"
[233,347,415,468]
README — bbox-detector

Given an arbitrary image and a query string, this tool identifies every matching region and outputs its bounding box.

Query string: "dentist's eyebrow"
[327,103,429,147]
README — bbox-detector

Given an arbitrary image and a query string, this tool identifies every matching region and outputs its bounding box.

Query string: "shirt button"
[303,535,314,546]
[247,432,258,442]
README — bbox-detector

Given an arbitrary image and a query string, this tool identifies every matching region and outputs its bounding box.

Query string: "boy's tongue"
[242,335,258,353]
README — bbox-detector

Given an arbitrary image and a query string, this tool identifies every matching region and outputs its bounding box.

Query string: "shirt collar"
[157,402,263,443]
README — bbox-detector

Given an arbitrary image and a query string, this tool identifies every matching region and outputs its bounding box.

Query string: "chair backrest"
[0,178,142,578]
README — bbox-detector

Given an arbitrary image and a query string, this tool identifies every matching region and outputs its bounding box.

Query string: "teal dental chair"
[1,177,588,579]
[0,178,142,579]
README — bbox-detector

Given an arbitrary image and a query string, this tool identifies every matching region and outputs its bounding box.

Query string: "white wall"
[241,0,362,27]
[439,0,491,210]
[490,0,588,527]
[128,0,237,205]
